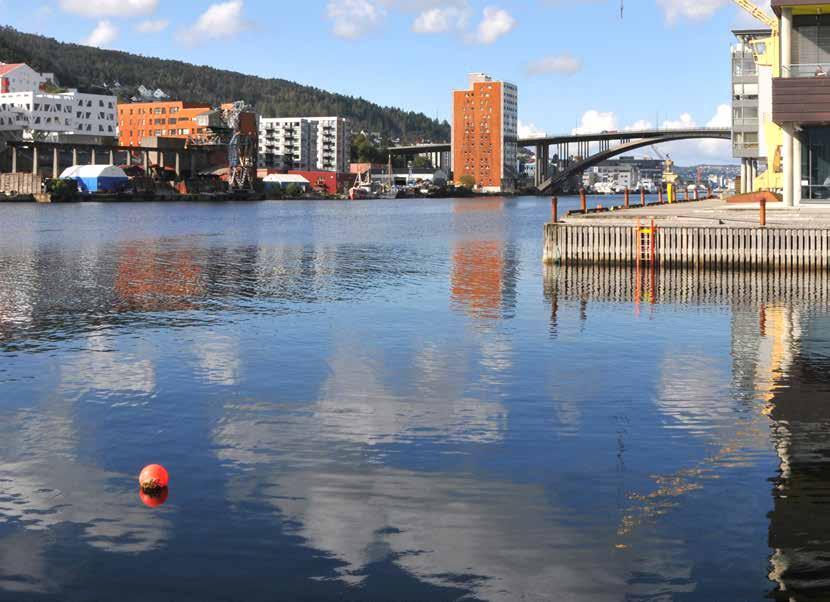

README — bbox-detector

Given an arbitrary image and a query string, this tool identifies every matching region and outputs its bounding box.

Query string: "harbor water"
[0,196,825,601]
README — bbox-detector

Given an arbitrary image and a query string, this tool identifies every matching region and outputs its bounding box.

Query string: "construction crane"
[732,0,778,34]
[223,101,257,193]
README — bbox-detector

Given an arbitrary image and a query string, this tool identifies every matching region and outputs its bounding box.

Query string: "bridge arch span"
[537,131,731,194]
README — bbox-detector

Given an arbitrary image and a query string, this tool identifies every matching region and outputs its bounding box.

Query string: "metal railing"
[783,63,830,78]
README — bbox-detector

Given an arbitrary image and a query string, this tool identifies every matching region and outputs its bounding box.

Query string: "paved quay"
[560,198,830,228]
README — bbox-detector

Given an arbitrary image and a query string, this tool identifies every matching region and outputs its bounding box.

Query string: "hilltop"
[0,27,450,143]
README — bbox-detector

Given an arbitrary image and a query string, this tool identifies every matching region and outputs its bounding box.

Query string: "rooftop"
[0,63,25,77]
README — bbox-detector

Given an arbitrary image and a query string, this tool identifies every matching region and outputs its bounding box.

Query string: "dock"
[543,198,830,270]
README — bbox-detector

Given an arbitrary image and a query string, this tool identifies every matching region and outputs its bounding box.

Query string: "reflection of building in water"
[763,313,830,600]
[114,244,203,311]
[450,200,519,320]
[0,247,36,333]
[452,241,505,320]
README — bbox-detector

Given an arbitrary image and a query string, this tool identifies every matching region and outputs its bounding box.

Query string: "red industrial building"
[288,171,355,195]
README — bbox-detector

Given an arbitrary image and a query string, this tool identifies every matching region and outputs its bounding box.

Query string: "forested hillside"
[0,27,450,142]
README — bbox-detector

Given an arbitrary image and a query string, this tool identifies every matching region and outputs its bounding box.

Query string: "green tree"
[412,156,433,169]
[285,183,303,197]
[459,175,476,190]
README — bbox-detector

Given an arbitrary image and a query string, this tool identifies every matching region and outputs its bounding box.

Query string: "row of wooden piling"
[544,222,830,270]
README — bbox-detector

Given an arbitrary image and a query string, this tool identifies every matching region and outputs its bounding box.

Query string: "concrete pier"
[543,198,830,270]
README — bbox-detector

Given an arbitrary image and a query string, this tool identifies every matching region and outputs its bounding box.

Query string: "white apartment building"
[259,116,351,172]
[501,81,519,191]
[0,63,54,94]
[0,90,118,141]
[0,63,117,143]
[306,117,351,173]
[258,118,314,170]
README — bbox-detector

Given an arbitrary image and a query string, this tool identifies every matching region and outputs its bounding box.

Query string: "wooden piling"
[543,222,830,270]
[551,197,558,223]
[580,188,587,214]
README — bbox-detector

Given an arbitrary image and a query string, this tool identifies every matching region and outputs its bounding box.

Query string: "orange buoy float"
[139,464,169,493]
[140,487,169,508]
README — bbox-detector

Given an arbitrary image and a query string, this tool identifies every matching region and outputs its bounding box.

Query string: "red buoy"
[139,464,169,492]
[140,487,169,508]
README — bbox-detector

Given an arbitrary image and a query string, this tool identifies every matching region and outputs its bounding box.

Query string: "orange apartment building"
[119,101,258,148]
[452,73,518,193]
[117,101,212,147]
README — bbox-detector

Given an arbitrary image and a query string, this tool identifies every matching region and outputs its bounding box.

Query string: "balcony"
[772,70,830,123]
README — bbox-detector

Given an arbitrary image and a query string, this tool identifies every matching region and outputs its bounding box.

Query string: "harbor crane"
[731,0,778,34]
[224,101,257,193]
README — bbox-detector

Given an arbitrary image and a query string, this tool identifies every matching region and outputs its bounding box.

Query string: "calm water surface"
[0,196,826,601]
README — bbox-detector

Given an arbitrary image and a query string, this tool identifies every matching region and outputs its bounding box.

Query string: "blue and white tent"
[59,165,129,194]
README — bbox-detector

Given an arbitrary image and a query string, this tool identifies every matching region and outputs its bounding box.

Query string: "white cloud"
[179,1,250,45]
[136,19,169,34]
[661,112,697,129]
[518,120,546,138]
[412,6,470,33]
[697,103,732,158]
[625,119,654,131]
[526,53,583,76]
[572,109,618,135]
[569,106,733,163]
[327,0,387,39]
[83,20,118,48]
[706,103,731,128]
[59,0,157,17]
[656,0,729,24]
[468,6,516,44]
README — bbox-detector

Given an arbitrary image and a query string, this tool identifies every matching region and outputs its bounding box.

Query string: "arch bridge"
[389,128,732,194]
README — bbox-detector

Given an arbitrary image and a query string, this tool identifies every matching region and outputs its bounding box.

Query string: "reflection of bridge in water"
[391,128,731,194]
[545,264,830,599]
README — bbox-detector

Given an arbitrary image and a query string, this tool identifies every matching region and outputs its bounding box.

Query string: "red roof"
[0,64,25,77]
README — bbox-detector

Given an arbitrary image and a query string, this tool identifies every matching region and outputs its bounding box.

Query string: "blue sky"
[1,0,769,163]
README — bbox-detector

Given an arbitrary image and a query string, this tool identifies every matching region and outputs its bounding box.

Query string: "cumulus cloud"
[59,0,157,17]
[325,1,513,43]
[526,53,583,76]
[569,105,733,163]
[179,1,251,45]
[468,6,516,44]
[412,6,470,33]
[656,0,729,24]
[327,0,387,39]
[83,20,118,48]
[572,109,618,135]
[661,111,697,129]
[518,120,546,138]
[625,119,654,131]
[136,19,169,34]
